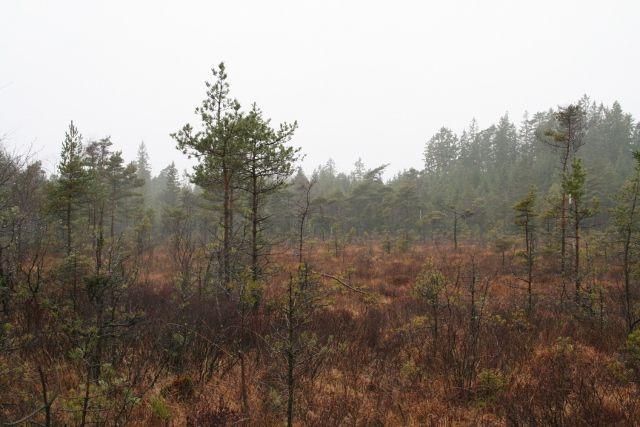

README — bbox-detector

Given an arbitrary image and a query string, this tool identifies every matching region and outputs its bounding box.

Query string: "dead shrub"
[505,338,635,425]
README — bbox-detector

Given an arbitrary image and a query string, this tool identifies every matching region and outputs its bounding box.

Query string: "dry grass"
[3,240,640,425]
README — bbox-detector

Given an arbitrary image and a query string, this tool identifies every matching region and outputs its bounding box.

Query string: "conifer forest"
[2,2,640,425]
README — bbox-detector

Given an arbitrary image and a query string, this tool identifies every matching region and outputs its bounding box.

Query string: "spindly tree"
[136,141,152,202]
[564,157,597,301]
[51,122,89,307]
[158,162,182,240]
[239,104,298,282]
[612,151,640,331]
[172,62,244,285]
[54,121,87,257]
[544,104,586,276]
[230,104,299,420]
[514,187,537,311]
[104,151,143,270]
[279,180,325,427]
[444,203,474,250]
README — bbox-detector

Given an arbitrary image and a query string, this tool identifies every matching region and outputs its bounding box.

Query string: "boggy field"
[4,239,640,426]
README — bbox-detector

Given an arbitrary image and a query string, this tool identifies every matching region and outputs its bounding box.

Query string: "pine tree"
[564,157,597,301]
[172,62,244,285]
[52,121,88,307]
[55,121,87,257]
[84,138,114,274]
[239,104,299,282]
[544,104,586,276]
[104,151,143,270]
[514,187,537,311]
[612,150,640,330]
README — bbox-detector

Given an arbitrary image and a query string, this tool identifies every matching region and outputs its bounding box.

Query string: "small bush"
[150,395,172,422]
[475,368,505,407]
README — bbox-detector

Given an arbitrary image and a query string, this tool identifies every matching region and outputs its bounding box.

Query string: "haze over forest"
[3,2,640,426]
[2,1,639,178]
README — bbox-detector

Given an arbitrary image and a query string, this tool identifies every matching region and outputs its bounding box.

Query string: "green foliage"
[261,98,639,244]
[626,329,640,363]
[514,187,537,227]
[491,229,512,252]
[382,231,392,254]
[394,234,410,253]
[5,65,640,425]
[267,387,284,411]
[150,395,172,421]
[413,262,446,304]
[475,368,506,407]
[400,358,420,382]
[424,127,459,174]
[172,62,243,192]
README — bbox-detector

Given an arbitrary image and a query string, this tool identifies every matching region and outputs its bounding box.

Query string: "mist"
[4,3,640,425]
[2,1,639,177]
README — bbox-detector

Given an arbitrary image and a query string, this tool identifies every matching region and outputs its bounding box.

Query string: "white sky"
[1,1,639,179]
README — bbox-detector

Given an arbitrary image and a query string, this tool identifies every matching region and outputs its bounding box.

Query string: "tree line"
[3,62,640,424]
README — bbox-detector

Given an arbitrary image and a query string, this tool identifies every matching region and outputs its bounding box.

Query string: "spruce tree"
[136,141,152,202]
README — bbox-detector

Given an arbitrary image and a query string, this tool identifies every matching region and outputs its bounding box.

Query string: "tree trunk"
[560,141,571,277]
[525,220,533,312]
[574,201,580,301]
[623,185,638,330]
[251,175,259,282]
[239,351,249,420]
[38,367,52,427]
[286,276,295,427]
[80,367,91,427]
[66,201,72,257]
[453,214,458,250]
[561,191,567,275]
[96,202,104,275]
[223,167,231,285]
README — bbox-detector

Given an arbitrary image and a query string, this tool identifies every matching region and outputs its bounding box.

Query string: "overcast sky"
[1,1,639,179]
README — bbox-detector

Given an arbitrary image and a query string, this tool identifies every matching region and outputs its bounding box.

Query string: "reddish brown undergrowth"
[2,241,640,425]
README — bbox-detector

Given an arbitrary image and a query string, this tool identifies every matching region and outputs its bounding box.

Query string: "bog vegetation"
[3,63,640,425]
